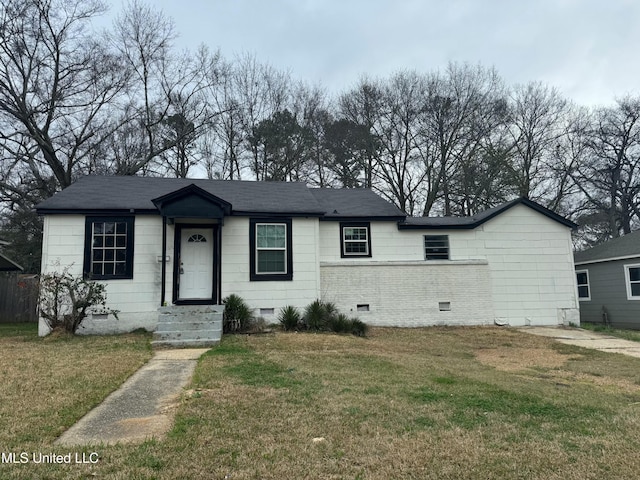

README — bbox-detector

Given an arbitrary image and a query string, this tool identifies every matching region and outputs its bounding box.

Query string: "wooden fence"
[0,273,39,323]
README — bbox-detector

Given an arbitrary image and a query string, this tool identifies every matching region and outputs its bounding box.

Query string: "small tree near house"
[39,264,118,334]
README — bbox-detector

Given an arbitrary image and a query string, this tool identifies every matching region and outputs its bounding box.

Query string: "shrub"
[223,294,254,333]
[279,306,301,331]
[39,264,118,334]
[301,299,368,337]
[350,318,369,337]
[329,313,352,333]
[303,299,331,331]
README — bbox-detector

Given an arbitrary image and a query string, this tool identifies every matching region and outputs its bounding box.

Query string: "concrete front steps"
[152,305,223,348]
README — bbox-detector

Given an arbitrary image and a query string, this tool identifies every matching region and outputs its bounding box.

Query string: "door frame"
[172,223,219,305]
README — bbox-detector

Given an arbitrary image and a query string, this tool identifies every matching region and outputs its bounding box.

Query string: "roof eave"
[321,215,406,222]
[574,254,640,266]
[0,253,23,271]
[397,222,476,230]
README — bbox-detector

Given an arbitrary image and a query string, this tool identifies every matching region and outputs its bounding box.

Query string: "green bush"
[223,294,254,333]
[329,313,352,333]
[279,306,301,331]
[301,299,368,337]
[350,318,369,337]
[303,299,331,331]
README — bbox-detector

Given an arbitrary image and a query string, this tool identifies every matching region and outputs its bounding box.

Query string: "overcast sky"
[109,0,639,107]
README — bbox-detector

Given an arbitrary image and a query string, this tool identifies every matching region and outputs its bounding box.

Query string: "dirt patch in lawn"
[476,345,640,393]
[475,346,573,372]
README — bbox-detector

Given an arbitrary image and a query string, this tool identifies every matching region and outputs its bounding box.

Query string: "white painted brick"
[320,261,494,327]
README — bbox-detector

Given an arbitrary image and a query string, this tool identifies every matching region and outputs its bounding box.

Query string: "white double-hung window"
[250,218,292,281]
[624,264,640,300]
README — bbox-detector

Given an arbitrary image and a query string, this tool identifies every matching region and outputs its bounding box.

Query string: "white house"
[36,176,580,343]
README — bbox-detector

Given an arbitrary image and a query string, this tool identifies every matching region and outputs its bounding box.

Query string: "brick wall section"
[320,260,495,327]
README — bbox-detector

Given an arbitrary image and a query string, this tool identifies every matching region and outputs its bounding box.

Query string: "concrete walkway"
[56,348,209,446]
[518,326,640,359]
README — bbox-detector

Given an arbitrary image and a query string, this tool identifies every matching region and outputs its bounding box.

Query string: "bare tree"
[235,54,290,181]
[375,71,431,215]
[504,82,571,205]
[109,2,221,177]
[0,0,129,195]
[420,63,506,216]
[203,53,291,180]
[204,57,243,179]
[573,97,640,237]
[340,74,429,212]
[339,77,384,189]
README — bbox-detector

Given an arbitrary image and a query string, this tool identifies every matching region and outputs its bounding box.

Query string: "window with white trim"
[424,235,449,260]
[624,264,640,300]
[249,218,292,281]
[340,222,371,257]
[576,270,590,301]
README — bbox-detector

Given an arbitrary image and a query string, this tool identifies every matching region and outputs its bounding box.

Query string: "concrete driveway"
[518,326,640,359]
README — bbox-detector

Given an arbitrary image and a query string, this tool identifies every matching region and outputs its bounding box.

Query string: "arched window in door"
[187,234,207,243]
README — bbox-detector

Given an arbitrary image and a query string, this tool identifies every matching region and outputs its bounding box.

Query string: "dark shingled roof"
[36,176,326,215]
[35,176,405,219]
[308,188,405,219]
[0,252,22,271]
[36,177,578,230]
[574,230,640,264]
[0,240,22,271]
[399,198,577,230]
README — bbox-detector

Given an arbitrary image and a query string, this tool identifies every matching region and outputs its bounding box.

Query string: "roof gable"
[151,184,232,219]
[398,198,577,230]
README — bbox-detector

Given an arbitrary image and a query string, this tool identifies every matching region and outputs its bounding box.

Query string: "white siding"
[40,215,164,335]
[39,202,578,334]
[474,204,579,326]
[318,204,579,327]
[220,217,320,320]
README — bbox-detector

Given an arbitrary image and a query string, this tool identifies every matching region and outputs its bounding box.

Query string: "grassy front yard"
[3,325,640,479]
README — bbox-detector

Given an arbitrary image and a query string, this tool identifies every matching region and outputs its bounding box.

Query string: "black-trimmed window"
[424,235,449,260]
[340,222,371,258]
[84,216,134,280]
[250,218,293,281]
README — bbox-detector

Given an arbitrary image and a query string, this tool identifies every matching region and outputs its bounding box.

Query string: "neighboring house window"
[340,222,371,258]
[624,264,640,300]
[249,218,293,281]
[424,235,449,260]
[84,217,134,280]
[576,270,590,301]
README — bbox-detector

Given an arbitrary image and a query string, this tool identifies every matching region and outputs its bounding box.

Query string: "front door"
[178,227,214,301]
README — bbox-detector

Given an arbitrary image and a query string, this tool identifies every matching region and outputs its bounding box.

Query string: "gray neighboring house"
[574,230,640,328]
[0,239,22,272]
